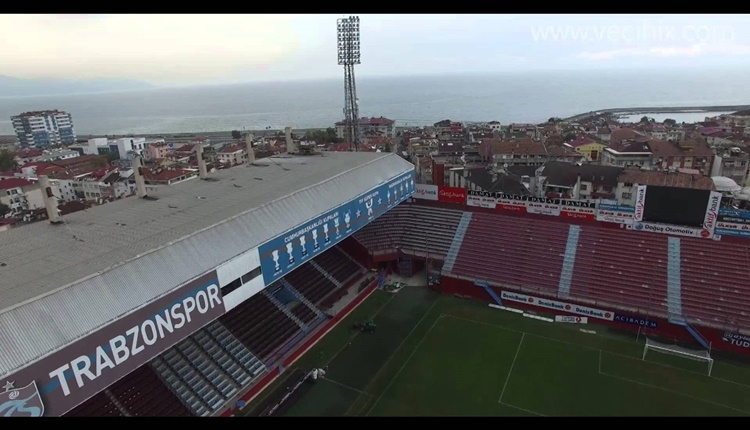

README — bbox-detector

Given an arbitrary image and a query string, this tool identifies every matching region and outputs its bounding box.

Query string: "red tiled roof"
[175,144,196,152]
[142,168,191,182]
[16,148,44,158]
[607,140,652,154]
[566,137,598,148]
[480,138,547,156]
[648,139,714,158]
[0,178,35,190]
[610,128,645,145]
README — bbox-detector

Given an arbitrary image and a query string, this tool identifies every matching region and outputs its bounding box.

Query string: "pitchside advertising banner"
[437,186,466,204]
[467,191,597,220]
[0,271,224,417]
[500,291,614,321]
[596,204,635,225]
[722,331,750,349]
[258,170,415,285]
[555,315,588,324]
[414,184,438,201]
[716,207,750,238]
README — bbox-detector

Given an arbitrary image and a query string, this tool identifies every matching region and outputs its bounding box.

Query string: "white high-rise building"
[11,110,76,148]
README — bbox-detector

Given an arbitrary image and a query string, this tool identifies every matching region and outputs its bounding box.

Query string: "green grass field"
[242,286,750,416]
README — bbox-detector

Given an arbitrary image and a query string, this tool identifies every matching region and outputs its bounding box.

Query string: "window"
[622,192,632,199]
[580,184,588,191]
[624,182,633,187]
[220,266,263,296]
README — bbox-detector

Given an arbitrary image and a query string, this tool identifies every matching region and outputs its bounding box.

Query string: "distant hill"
[0,75,154,97]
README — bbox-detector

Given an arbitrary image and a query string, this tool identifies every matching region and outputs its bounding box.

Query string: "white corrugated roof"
[711,176,741,193]
[0,152,414,378]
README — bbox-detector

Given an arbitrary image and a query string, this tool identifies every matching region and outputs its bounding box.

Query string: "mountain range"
[0,75,154,97]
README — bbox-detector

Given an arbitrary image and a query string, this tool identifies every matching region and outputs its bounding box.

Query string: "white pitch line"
[498,333,525,403]
[365,315,443,415]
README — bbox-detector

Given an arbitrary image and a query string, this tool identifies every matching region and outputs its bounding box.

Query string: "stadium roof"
[0,151,414,377]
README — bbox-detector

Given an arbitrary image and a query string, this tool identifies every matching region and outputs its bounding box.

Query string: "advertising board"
[0,271,222,416]
[437,186,467,204]
[258,170,415,285]
[413,184,438,201]
[631,221,712,238]
[555,315,588,324]
[500,291,614,321]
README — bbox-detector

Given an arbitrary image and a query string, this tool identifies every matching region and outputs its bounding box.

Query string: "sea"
[0,69,748,136]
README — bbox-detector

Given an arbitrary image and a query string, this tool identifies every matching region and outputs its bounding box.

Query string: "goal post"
[642,338,714,376]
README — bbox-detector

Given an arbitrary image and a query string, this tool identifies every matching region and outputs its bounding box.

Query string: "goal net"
[642,338,714,376]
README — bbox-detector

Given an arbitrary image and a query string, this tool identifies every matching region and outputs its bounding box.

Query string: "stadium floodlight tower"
[337,15,361,152]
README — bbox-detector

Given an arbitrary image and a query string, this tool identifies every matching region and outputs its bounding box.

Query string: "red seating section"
[451,212,568,294]
[64,367,192,417]
[219,293,299,361]
[569,228,669,315]
[680,237,750,329]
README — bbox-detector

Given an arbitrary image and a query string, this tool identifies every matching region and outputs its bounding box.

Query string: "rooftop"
[0,151,412,377]
[618,169,716,190]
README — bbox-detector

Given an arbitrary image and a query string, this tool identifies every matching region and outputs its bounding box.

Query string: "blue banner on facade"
[598,204,635,213]
[715,228,750,238]
[258,170,415,285]
[718,208,750,220]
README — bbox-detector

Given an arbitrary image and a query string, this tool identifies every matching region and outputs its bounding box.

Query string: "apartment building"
[11,110,76,148]
[615,169,716,206]
[0,178,44,215]
[335,117,396,139]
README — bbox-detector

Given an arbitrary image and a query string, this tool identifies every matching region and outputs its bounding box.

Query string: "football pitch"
[243,286,750,416]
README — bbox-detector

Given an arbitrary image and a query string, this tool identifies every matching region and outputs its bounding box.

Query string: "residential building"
[563,137,607,161]
[0,178,44,215]
[615,169,716,206]
[335,117,396,139]
[726,110,750,128]
[649,139,714,175]
[37,150,79,163]
[217,143,248,166]
[147,141,172,160]
[432,120,464,137]
[11,110,76,148]
[534,161,623,200]
[447,166,529,195]
[479,138,583,168]
[711,148,750,186]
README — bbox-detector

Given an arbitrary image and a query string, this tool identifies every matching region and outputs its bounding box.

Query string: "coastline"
[1,104,747,142]
[563,104,750,122]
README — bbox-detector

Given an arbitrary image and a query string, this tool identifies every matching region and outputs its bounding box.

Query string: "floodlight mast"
[337,16,361,152]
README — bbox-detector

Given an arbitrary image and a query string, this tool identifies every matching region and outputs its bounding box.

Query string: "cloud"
[578,43,750,61]
[0,14,307,84]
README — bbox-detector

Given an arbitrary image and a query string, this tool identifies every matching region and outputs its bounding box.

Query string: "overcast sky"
[1,14,749,86]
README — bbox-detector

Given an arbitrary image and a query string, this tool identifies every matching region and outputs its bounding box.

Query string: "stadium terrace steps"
[443,211,473,273]
[218,293,301,361]
[64,391,123,417]
[558,225,581,298]
[315,246,363,284]
[336,244,366,271]
[284,263,339,304]
[109,366,194,417]
[64,365,193,417]
[679,238,750,328]
[666,237,684,319]
[281,280,326,319]
[569,227,670,315]
[263,289,307,329]
[451,213,568,294]
[309,260,343,289]
[353,203,465,258]
[104,388,131,416]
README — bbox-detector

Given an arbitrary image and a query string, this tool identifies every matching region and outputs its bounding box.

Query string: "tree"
[563,132,577,142]
[0,203,9,217]
[231,130,242,140]
[384,143,392,152]
[664,118,677,126]
[0,150,17,171]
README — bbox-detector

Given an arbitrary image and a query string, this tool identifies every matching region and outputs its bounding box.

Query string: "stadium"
[3,150,750,417]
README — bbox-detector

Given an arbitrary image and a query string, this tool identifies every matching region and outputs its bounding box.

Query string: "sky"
[1,14,749,86]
